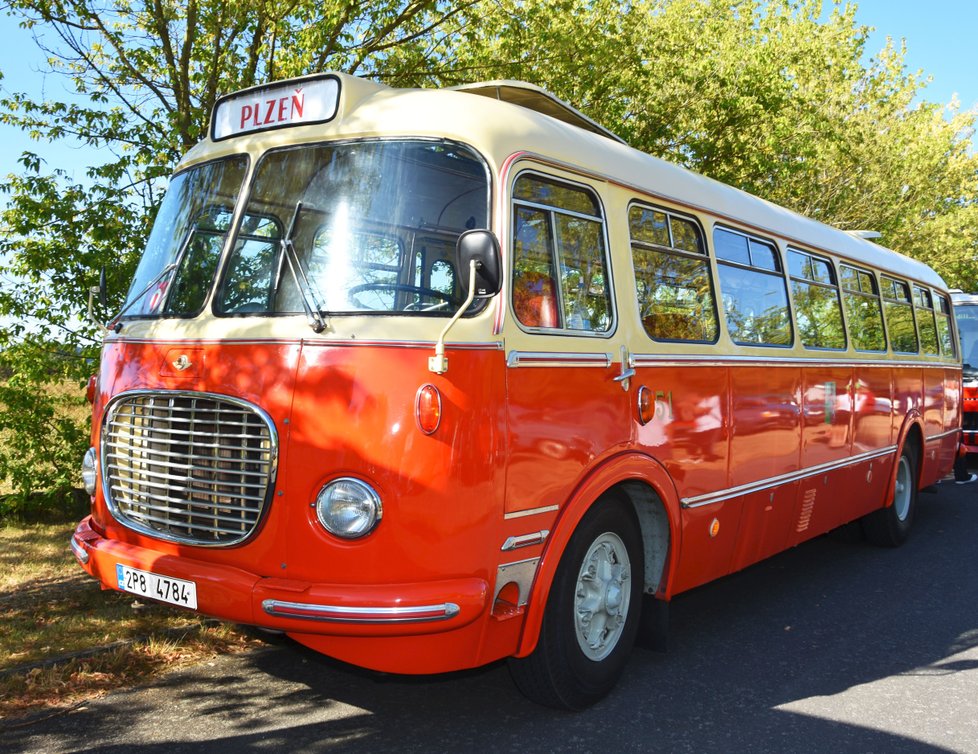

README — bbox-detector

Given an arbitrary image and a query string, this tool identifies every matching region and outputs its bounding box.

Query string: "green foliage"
[1,0,977,513]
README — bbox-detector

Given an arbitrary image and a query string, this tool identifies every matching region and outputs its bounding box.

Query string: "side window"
[881,275,918,353]
[839,265,886,352]
[512,174,612,333]
[787,249,845,350]
[935,294,955,358]
[913,285,939,356]
[714,227,791,346]
[629,204,717,342]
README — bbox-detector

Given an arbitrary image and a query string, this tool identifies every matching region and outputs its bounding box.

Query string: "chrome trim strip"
[631,353,959,369]
[501,530,550,551]
[506,351,612,368]
[681,445,898,508]
[927,428,961,442]
[261,599,460,623]
[69,535,89,565]
[504,504,560,520]
[106,337,504,351]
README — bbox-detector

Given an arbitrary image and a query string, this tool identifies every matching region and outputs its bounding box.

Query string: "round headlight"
[81,447,98,495]
[315,478,382,539]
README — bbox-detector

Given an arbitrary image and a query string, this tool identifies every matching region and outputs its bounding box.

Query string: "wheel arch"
[514,452,681,658]
[888,412,924,506]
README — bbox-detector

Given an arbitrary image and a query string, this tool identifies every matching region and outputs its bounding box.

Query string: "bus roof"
[191,72,948,292]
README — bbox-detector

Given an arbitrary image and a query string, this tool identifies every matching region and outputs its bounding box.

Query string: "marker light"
[315,478,382,539]
[416,384,442,435]
[81,447,98,495]
[637,386,654,425]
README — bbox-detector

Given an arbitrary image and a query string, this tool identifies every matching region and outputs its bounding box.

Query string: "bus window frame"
[712,224,794,349]
[627,200,720,346]
[880,273,920,355]
[786,246,847,352]
[509,168,618,339]
[839,262,887,354]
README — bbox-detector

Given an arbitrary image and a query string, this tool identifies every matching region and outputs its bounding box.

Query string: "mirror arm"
[428,259,478,375]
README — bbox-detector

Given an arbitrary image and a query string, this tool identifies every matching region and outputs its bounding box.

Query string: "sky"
[0,0,977,186]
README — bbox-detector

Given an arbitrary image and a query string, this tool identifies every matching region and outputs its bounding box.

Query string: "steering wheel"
[348,283,454,311]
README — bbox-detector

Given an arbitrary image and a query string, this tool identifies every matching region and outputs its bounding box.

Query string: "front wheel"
[508,496,643,710]
[862,442,918,547]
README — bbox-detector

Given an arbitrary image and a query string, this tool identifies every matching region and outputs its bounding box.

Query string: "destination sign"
[211,75,340,141]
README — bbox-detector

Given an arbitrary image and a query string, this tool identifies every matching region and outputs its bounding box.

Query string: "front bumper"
[71,516,488,640]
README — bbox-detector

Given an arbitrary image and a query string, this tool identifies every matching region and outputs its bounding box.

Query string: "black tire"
[508,495,643,710]
[862,442,918,547]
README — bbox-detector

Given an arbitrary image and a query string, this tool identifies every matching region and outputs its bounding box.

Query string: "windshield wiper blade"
[280,202,326,333]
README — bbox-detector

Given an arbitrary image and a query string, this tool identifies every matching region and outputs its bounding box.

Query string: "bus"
[71,73,961,710]
[951,292,978,453]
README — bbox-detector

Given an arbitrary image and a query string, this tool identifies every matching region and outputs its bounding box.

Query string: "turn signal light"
[416,384,442,434]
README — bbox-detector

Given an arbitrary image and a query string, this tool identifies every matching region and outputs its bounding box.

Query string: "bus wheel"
[862,443,918,547]
[508,496,643,710]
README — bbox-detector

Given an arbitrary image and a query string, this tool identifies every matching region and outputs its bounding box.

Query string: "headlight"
[81,447,98,495]
[315,478,382,539]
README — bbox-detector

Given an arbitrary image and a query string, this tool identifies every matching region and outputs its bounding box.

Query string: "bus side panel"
[504,364,628,515]
[792,366,856,543]
[637,365,734,593]
[892,366,922,447]
[852,366,894,453]
[921,366,955,487]
[727,365,801,571]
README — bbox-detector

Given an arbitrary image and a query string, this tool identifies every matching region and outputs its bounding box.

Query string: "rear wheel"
[508,496,643,710]
[862,442,918,547]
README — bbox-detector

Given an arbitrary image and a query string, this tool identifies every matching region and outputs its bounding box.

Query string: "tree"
[1,0,976,512]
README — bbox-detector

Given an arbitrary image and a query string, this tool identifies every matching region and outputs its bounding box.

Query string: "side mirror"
[456,229,501,298]
[98,266,108,309]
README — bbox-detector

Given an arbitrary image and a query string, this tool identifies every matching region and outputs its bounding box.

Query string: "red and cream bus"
[72,73,961,709]
[951,292,978,453]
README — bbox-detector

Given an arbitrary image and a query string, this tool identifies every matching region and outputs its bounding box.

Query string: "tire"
[862,442,918,547]
[508,495,643,710]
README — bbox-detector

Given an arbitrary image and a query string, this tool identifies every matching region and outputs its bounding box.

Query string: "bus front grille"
[101,391,278,546]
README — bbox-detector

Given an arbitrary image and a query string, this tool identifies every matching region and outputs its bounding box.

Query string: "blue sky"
[1,0,976,185]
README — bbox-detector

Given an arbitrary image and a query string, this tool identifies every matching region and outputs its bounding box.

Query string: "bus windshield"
[957,303,978,375]
[215,140,489,317]
[121,156,248,318]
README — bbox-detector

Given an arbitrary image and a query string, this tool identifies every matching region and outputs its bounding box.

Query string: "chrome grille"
[102,391,277,546]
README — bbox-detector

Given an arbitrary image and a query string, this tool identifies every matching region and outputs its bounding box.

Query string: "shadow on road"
[3,482,977,753]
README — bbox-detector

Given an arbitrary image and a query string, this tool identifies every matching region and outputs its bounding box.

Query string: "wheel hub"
[574,532,632,661]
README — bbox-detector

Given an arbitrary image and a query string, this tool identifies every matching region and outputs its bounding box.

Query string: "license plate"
[116,564,198,609]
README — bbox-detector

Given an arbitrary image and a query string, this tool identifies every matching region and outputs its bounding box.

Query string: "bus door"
[502,169,629,517]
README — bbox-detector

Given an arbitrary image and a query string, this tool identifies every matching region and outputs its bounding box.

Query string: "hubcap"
[893,455,912,521]
[574,531,632,661]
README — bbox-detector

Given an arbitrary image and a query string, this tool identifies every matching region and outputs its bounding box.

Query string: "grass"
[0,523,260,720]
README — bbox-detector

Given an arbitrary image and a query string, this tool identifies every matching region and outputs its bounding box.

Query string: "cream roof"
[183,72,947,292]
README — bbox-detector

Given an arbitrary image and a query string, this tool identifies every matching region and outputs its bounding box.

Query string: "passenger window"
[881,275,918,353]
[714,227,791,346]
[630,204,717,342]
[512,174,612,333]
[788,249,845,350]
[913,286,939,356]
[935,294,955,358]
[839,264,886,352]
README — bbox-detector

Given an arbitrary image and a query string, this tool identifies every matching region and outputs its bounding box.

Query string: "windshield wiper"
[106,261,179,331]
[279,202,326,333]
[106,225,199,331]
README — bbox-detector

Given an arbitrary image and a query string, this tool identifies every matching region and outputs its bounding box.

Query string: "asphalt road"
[3,478,978,754]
